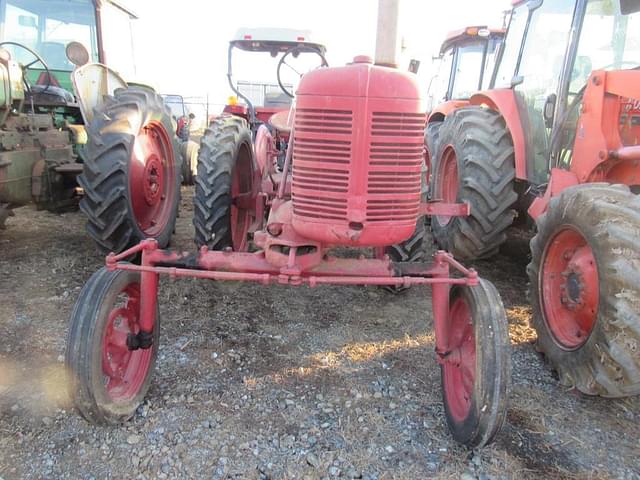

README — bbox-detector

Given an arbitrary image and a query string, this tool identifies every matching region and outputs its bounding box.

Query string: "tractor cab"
[224,27,327,129]
[492,0,640,185]
[1,0,183,261]
[0,0,99,94]
[427,26,504,113]
[0,0,136,122]
[425,0,640,399]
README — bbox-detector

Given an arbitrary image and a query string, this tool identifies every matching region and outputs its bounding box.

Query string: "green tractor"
[0,0,182,254]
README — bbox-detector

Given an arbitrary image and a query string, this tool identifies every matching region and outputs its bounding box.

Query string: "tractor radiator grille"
[366,112,425,222]
[294,108,353,135]
[292,108,353,221]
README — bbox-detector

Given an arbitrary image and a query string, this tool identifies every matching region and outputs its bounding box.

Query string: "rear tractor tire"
[424,120,443,193]
[383,162,429,293]
[180,140,200,185]
[193,114,257,251]
[65,267,159,424]
[528,184,640,397]
[430,107,517,260]
[79,86,182,254]
[441,279,511,448]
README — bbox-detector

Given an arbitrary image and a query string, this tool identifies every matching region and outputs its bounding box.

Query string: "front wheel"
[441,279,510,448]
[65,267,159,424]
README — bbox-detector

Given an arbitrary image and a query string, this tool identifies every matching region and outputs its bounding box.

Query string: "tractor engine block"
[291,55,425,247]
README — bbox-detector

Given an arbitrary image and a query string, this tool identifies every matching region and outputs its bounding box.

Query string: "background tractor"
[0,0,182,255]
[162,93,200,185]
[425,26,504,176]
[428,0,640,397]
[64,0,511,449]
[193,28,328,251]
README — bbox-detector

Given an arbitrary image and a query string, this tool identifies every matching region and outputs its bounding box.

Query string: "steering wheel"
[0,41,53,96]
[277,46,328,98]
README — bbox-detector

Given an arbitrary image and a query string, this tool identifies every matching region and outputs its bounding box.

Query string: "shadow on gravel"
[497,408,581,478]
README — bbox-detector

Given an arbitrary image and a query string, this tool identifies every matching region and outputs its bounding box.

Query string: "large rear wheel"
[430,107,517,260]
[79,86,181,254]
[65,267,159,424]
[383,163,429,293]
[528,184,640,397]
[180,140,200,185]
[441,279,510,448]
[193,115,257,251]
[424,120,442,194]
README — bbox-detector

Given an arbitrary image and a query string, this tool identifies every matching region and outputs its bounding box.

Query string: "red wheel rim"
[102,282,153,401]
[443,295,476,422]
[436,146,459,225]
[541,227,599,349]
[230,143,255,252]
[129,122,176,237]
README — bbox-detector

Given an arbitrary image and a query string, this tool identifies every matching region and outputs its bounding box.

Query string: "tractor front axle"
[106,238,479,362]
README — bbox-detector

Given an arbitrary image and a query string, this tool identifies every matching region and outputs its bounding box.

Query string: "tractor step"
[54,163,84,174]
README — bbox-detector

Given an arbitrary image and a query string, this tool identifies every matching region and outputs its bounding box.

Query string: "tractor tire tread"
[527,184,640,397]
[193,114,251,249]
[431,107,517,260]
[78,86,181,255]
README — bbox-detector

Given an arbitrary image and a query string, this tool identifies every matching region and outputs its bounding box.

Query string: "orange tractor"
[427,0,640,396]
[425,26,505,175]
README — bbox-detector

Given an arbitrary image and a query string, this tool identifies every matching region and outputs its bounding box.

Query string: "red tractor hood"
[296,56,422,100]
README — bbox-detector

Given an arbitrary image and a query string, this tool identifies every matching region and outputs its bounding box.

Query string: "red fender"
[223,104,249,120]
[470,90,527,180]
[528,168,579,221]
[427,100,470,123]
[254,125,275,179]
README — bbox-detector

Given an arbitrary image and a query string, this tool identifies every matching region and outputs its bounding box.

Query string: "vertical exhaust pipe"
[374,0,401,68]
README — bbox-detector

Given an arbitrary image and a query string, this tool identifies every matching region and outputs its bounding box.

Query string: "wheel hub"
[230,145,256,252]
[541,229,599,349]
[142,155,164,206]
[101,283,153,401]
[436,146,459,226]
[442,296,476,422]
[562,271,583,306]
[129,123,176,236]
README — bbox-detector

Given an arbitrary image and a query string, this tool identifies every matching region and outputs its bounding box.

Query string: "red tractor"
[425,26,505,174]
[192,28,328,251]
[198,29,427,267]
[428,0,640,396]
[63,3,512,448]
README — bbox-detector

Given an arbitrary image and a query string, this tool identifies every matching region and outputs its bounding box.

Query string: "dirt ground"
[0,187,638,480]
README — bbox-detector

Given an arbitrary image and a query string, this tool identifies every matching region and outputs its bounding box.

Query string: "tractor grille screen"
[292,108,353,221]
[291,101,425,247]
[366,112,424,222]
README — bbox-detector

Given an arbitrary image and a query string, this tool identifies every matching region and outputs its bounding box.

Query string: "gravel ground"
[1,187,639,479]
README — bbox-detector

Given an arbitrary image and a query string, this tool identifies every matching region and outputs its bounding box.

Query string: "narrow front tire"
[65,267,159,425]
[441,279,510,448]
